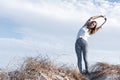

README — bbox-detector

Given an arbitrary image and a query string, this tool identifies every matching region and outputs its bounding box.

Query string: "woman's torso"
[77,26,90,41]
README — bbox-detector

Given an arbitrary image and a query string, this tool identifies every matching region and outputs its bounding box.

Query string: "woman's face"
[89,22,97,29]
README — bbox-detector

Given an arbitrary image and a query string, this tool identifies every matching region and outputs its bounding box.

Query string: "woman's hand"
[100,15,107,20]
[104,17,107,21]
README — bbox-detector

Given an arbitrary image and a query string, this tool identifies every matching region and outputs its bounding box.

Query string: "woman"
[75,15,107,74]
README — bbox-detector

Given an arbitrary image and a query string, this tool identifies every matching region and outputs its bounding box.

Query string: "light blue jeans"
[75,38,88,73]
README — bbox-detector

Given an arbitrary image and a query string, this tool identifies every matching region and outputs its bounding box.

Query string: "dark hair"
[87,21,97,35]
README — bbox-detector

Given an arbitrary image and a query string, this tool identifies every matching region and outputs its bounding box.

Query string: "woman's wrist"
[104,17,107,21]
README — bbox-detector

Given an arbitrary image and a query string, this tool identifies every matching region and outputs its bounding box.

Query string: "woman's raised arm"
[99,17,107,28]
[93,16,107,34]
[83,15,105,26]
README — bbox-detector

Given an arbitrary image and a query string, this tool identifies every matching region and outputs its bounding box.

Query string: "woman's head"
[87,21,97,29]
[87,21,97,35]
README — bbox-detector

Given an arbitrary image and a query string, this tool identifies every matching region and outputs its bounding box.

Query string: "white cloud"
[0,38,37,68]
[0,0,120,68]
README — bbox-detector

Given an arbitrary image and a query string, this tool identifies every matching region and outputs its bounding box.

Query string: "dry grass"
[0,56,120,80]
[90,62,120,80]
[0,56,88,80]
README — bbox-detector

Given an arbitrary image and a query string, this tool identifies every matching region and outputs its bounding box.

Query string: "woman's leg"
[82,41,89,73]
[75,39,82,73]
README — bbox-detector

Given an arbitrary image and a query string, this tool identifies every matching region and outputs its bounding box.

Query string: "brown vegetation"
[0,56,120,80]
[89,62,120,80]
[0,56,88,80]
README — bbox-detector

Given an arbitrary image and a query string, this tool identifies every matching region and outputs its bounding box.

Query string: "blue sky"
[0,17,21,39]
[108,0,120,2]
[0,0,120,69]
